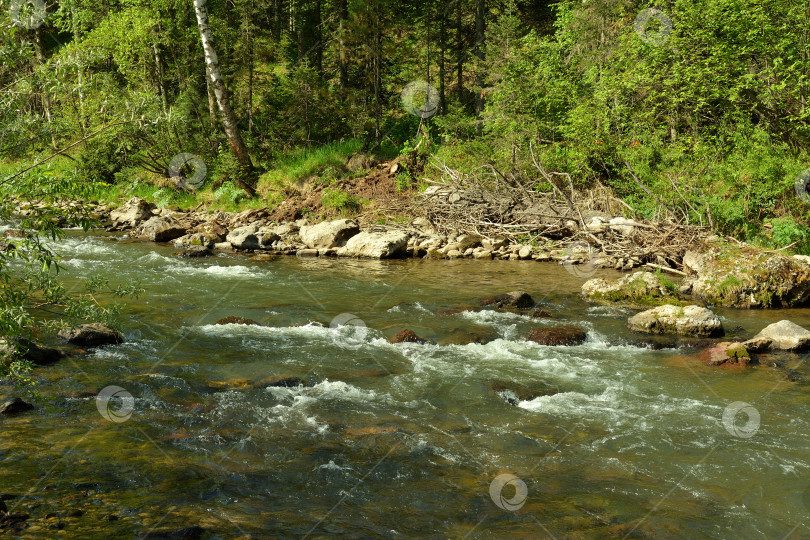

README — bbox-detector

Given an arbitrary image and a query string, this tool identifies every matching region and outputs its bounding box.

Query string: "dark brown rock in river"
[527,326,587,346]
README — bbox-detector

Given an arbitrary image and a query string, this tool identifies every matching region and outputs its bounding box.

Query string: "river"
[1,228,809,538]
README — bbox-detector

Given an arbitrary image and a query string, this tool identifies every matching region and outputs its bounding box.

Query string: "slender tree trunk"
[338,0,348,93]
[474,0,485,135]
[456,0,463,102]
[205,63,217,126]
[194,0,257,197]
[373,1,382,142]
[246,0,254,132]
[70,4,86,136]
[152,42,168,114]
[33,28,56,149]
[438,9,446,114]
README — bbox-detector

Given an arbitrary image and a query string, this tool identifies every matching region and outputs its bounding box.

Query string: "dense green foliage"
[0,0,809,380]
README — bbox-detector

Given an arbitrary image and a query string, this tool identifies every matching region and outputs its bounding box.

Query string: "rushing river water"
[2,228,810,539]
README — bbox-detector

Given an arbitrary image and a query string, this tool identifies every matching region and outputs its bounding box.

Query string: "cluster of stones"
[80,197,663,268]
[580,269,810,369]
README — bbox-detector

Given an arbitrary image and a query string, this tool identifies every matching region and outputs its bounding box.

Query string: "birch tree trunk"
[193,0,257,197]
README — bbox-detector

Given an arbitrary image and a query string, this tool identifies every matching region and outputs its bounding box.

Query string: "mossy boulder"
[581,271,682,308]
[696,342,753,367]
[627,304,724,337]
[685,244,810,308]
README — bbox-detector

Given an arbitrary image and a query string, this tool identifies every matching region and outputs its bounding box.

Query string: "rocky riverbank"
[10,195,810,311]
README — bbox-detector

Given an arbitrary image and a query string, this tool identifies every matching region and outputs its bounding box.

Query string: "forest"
[0,0,806,237]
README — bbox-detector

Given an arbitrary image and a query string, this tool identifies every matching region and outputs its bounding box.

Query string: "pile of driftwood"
[410,156,713,273]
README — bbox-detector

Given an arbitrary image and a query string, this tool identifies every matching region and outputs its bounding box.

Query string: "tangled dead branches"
[410,155,715,270]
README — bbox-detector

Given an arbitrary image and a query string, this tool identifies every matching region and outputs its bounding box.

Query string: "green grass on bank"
[3,133,810,255]
[258,138,363,191]
[0,138,368,215]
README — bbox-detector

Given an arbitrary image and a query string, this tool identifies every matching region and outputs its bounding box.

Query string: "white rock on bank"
[299,219,359,249]
[226,224,261,250]
[743,320,810,352]
[337,230,410,259]
[110,197,154,228]
[627,304,724,337]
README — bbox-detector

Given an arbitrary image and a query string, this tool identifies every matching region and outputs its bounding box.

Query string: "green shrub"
[395,171,414,192]
[321,187,361,213]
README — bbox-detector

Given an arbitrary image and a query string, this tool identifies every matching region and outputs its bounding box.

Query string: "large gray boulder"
[226,224,261,250]
[337,230,409,258]
[139,216,187,242]
[743,320,810,352]
[110,197,154,228]
[299,219,359,249]
[627,304,724,337]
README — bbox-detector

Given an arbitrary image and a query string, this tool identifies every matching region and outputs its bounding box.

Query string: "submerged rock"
[582,271,681,307]
[389,329,428,344]
[142,525,204,539]
[57,323,122,347]
[215,316,258,325]
[254,375,305,388]
[627,305,723,337]
[0,397,34,415]
[480,291,534,309]
[299,219,359,249]
[490,380,558,406]
[743,320,810,352]
[337,230,410,258]
[526,326,587,346]
[172,246,213,258]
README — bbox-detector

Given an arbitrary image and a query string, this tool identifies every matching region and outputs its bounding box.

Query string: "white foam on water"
[458,309,532,325]
[168,263,261,279]
[518,385,626,416]
[52,237,118,257]
[386,302,432,314]
[136,251,174,264]
[268,379,385,405]
[197,322,329,340]
[317,460,352,472]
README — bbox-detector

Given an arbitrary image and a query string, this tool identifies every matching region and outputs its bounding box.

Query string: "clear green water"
[1,229,810,539]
